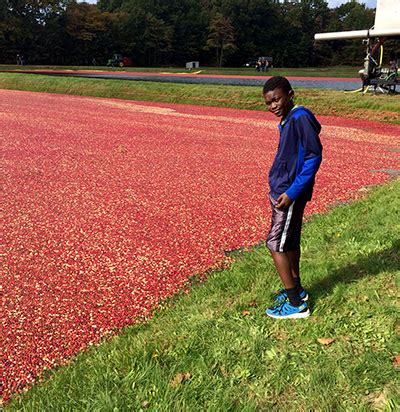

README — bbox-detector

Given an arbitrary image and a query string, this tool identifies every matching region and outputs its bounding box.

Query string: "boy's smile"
[263,87,294,119]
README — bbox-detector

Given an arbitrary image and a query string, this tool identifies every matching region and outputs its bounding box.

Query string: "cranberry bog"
[1,89,400,402]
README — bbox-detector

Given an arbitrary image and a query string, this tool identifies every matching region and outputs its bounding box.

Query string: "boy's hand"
[276,193,293,209]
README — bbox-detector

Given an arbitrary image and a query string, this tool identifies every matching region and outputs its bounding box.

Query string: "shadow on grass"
[309,239,400,300]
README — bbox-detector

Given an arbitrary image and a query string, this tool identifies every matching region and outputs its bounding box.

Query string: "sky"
[328,0,377,7]
[83,0,378,8]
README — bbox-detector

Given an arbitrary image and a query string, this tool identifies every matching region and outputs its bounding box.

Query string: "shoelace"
[275,302,304,314]
[274,302,287,314]
[274,290,286,301]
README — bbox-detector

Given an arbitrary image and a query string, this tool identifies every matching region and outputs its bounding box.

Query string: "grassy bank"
[1,73,399,124]
[0,65,361,78]
[7,180,400,411]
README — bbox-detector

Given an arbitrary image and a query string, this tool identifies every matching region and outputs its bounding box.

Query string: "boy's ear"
[289,89,294,100]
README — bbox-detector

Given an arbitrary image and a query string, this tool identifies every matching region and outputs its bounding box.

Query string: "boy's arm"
[285,115,322,202]
[285,156,322,201]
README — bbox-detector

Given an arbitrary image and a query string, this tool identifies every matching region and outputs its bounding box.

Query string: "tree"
[277,0,331,67]
[0,0,377,67]
[162,0,208,65]
[66,2,106,42]
[206,13,236,67]
[217,0,281,67]
[0,0,73,63]
[329,1,375,65]
[140,12,173,66]
[119,0,208,65]
[0,0,9,42]
[97,0,123,13]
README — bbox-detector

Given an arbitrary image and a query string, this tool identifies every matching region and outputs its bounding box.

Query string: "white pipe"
[315,30,369,40]
[315,28,400,41]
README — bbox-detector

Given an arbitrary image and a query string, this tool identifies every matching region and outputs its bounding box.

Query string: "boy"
[263,76,322,319]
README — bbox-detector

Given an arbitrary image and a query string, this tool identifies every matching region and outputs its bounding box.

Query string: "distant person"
[263,76,323,319]
[261,59,266,72]
[256,60,261,72]
[265,59,269,73]
[92,57,97,66]
[16,54,21,65]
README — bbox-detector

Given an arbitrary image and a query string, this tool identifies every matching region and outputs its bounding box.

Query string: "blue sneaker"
[266,301,310,319]
[273,288,309,304]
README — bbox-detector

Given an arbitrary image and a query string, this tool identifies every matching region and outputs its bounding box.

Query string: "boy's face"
[263,87,294,119]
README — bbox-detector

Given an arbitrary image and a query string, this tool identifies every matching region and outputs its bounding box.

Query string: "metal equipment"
[315,0,400,93]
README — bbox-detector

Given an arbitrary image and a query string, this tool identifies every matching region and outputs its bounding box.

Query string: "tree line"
[0,0,376,67]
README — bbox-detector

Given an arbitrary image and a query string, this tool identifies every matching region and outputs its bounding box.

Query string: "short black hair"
[263,76,293,95]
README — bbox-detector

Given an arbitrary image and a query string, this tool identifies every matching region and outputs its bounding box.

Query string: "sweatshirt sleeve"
[285,114,322,201]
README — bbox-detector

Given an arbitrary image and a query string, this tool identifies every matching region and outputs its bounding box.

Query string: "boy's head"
[263,76,294,119]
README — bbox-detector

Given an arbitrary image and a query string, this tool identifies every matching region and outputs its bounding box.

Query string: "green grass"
[7,180,400,411]
[0,64,361,78]
[1,72,399,124]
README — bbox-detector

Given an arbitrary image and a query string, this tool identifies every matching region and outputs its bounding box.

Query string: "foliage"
[0,1,385,67]
[327,2,375,65]
[206,12,236,67]
[66,3,106,41]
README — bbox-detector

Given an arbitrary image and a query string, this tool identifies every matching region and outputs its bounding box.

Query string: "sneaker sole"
[266,309,310,319]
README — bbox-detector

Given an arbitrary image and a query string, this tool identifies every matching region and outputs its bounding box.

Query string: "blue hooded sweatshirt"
[269,106,322,201]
